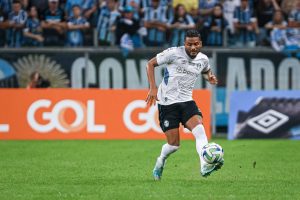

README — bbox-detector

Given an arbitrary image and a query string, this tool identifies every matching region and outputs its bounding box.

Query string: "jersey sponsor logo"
[123,100,162,133]
[27,99,106,133]
[176,66,198,77]
[247,109,289,134]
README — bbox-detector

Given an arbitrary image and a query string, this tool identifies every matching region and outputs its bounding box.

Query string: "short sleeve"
[156,47,177,65]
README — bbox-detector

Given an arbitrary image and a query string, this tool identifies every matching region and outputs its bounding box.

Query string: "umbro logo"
[247,109,289,134]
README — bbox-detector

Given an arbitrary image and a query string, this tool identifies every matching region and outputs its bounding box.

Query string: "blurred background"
[0,2,300,198]
[0,0,299,138]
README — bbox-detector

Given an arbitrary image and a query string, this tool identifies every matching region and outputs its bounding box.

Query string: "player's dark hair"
[185,30,201,41]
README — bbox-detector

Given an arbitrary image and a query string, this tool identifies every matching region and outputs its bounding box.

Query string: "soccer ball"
[201,143,224,164]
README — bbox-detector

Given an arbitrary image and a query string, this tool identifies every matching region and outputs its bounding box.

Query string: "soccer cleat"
[152,157,166,181]
[201,158,224,177]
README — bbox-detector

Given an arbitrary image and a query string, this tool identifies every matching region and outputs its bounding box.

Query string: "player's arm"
[146,57,159,106]
[202,69,218,85]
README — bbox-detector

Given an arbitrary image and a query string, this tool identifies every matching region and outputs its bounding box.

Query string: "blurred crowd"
[0,0,299,53]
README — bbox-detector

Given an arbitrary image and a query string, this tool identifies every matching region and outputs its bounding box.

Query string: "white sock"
[158,143,179,161]
[192,124,208,168]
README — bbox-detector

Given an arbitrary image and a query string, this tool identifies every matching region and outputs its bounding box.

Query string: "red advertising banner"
[0,89,211,140]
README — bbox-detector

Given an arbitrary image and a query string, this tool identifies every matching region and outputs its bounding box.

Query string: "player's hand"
[146,88,159,106]
[208,75,218,85]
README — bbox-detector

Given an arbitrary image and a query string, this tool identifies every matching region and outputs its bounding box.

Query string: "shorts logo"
[164,120,169,128]
[247,109,289,134]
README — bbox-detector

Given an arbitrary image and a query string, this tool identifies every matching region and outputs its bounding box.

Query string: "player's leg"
[185,115,223,177]
[185,115,208,168]
[153,129,180,180]
[181,101,208,161]
[182,101,223,177]
[158,128,180,160]
[153,104,180,180]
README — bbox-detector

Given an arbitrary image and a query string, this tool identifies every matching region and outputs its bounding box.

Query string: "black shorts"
[158,100,203,132]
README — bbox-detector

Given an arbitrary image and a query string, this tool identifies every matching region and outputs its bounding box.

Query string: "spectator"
[222,0,239,34]
[265,10,287,31]
[168,4,195,46]
[198,0,219,16]
[28,0,48,18]
[41,0,65,46]
[119,0,143,19]
[285,28,300,57]
[82,0,97,25]
[206,3,227,46]
[65,0,98,19]
[116,5,142,56]
[198,0,220,45]
[0,0,12,18]
[143,0,168,46]
[97,0,120,46]
[288,1,300,28]
[270,28,288,52]
[233,0,258,47]
[67,5,90,46]
[65,0,83,18]
[264,10,286,45]
[270,28,300,58]
[23,6,44,46]
[7,0,27,47]
[255,0,280,46]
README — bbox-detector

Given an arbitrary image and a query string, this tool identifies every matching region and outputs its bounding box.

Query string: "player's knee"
[167,143,180,151]
[192,124,205,138]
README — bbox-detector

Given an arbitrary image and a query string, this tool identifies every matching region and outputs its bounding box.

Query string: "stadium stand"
[0,0,299,51]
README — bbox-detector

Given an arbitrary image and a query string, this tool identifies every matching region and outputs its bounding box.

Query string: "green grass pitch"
[0,139,300,200]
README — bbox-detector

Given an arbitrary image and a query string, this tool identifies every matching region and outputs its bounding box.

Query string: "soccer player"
[146,29,223,180]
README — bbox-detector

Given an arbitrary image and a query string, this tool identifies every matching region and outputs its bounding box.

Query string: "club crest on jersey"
[164,120,169,127]
[197,63,202,70]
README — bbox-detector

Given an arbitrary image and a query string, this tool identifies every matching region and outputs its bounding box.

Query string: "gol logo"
[123,100,162,133]
[27,99,106,133]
